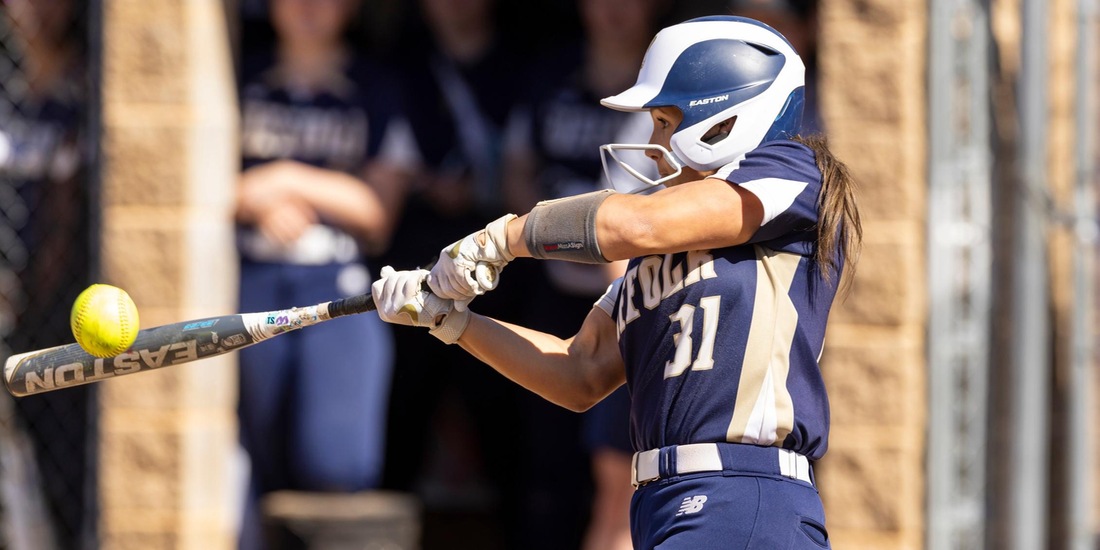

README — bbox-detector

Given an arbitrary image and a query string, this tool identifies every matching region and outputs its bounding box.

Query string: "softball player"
[373,15,861,549]
[234,0,416,547]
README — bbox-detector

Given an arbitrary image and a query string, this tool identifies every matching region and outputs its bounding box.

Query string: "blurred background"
[0,0,1098,549]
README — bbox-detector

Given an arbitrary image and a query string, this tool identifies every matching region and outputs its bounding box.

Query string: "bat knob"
[474,263,499,292]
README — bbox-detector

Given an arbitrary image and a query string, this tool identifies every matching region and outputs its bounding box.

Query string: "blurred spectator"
[728,0,823,133]
[233,0,417,547]
[387,0,520,219]
[0,0,96,547]
[500,0,665,548]
[375,0,535,546]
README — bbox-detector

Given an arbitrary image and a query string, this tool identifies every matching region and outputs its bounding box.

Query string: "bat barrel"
[4,315,256,397]
[4,293,380,397]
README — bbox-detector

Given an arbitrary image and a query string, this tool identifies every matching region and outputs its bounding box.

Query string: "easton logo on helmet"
[688,94,730,108]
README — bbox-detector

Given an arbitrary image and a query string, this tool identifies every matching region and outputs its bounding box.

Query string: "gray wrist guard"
[523,189,614,264]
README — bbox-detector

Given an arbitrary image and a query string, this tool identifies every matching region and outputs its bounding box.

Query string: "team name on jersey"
[688,94,730,108]
[616,250,717,335]
[241,99,368,167]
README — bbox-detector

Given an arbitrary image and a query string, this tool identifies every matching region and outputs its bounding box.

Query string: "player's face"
[581,0,655,44]
[421,0,494,32]
[271,0,357,47]
[647,106,707,186]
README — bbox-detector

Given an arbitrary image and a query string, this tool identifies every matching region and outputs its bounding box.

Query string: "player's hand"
[235,160,305,220]
[253,198,318,247]
[428,214,516,310]
[371,266,470,344]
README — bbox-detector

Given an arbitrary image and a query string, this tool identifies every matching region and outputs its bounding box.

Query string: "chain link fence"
[0,2,98,549]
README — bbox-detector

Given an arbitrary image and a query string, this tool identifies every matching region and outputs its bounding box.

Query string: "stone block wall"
[99,0,239,548]
[815,1,928,548]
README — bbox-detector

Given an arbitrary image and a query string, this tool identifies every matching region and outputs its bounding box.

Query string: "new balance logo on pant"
[676,495,708,516]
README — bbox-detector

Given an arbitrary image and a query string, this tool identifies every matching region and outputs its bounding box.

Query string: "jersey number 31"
[664,296,720,379]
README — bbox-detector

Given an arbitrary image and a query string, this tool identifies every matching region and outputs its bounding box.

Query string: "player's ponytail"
[795,134,862,294]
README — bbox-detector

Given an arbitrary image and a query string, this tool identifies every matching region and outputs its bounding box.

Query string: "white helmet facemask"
[598,143,681,194]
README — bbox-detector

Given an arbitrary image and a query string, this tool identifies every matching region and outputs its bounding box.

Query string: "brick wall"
[99,1,239,548]
[815,1,928,548]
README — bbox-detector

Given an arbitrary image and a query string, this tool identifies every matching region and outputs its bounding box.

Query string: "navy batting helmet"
[601,16,805,178]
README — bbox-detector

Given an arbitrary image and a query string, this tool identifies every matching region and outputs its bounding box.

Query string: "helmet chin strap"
[599,143,683,194]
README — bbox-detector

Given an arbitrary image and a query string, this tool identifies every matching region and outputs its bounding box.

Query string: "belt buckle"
[778,448,812,485]
[634,472,659,488]
[631,451,660,488]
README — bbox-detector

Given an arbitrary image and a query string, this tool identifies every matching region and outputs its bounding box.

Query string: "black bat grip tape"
[328,293,376,317]
[327,278,430,318]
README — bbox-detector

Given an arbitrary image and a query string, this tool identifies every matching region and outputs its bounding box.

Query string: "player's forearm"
[501,192,673,261]
[503,179,764,261]
[457,313,622,412]
[500,197,657,262]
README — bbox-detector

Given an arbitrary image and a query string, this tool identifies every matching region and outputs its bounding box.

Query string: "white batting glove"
[428,214,516,311]
[371,266,470,344]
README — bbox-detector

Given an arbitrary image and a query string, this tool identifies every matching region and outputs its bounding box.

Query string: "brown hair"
[794,134,862,294]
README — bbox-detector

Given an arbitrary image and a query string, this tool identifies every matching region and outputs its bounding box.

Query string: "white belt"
[239,225,360,265]
[631,443,813,488]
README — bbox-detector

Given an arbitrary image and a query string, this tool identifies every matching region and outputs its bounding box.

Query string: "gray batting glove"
[428,213,516,311]
[372,266,470,344]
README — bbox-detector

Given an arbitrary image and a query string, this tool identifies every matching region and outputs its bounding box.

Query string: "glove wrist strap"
[484,214,518,262]
[430,309,470,344]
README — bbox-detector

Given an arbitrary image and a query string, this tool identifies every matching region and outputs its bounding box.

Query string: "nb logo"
[676,495,708,516]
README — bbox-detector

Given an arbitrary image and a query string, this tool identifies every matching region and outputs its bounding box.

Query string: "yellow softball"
[70,284,140,358]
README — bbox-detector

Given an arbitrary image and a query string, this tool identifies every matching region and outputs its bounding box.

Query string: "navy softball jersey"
[239,54,407,172]
[614,140,835,460]
[234,53,410,550]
